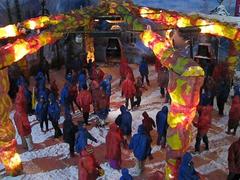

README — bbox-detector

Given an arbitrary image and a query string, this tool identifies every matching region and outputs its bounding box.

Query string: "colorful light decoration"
[0,0,239,178]
[0,68,23,176]
[140,28,204,179]
[139,7,240,41]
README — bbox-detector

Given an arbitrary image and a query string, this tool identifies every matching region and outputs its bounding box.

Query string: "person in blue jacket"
[36,95,49,132]
[35,71,46,89]
[37,84,49,102]
[178,152,200,180]
[156,106,168,148]
[115,105,132,144]
[60,83,71,115]
[120,168,133,180]
[100,74,112,109]
[75,123,98,153]
[139,58,150,86]
[234,84,240,97]
[129,124,152,176]
[48,93,62,138]
[78,70,87,90]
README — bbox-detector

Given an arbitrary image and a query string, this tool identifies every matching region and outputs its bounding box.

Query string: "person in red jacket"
[228,138,240,180]
[119,57,129,86]
[122,74,136,110]
[50,79,59,99]
[96,67,105,83]
[227,96,240,135]
[78,145,104,180]
[77,84,93,125]
[142,111,156,137]
[14,86,33,151]
[106,123,124,170]
[194,105,213,153]
[89,80,100,113]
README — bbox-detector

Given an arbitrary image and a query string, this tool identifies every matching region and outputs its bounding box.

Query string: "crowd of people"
[10,53,240,179]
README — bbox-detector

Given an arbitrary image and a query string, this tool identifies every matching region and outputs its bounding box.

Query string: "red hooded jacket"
[142,111,156,134]
[122,75,136,99]
[97,69,105,83]
[195,105,213,136]
[77,90,92,113]
[79,148,99,180]
[229,96,240,125]
[14,86,31,137]
[228,138,240,173]
[106,123,124,161]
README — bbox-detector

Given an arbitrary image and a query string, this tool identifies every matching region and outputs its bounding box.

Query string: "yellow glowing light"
[177,17,191,28]
[13,41,30,62]
[28,20,37,30]
[0,25,18,38]
[8,153,21,170]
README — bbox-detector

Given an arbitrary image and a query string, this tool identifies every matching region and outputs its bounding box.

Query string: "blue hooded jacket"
[156,106,168,135]
[234,85,240,96]
[117,106,132,136]
[35,71,46,88]
[36,97,48,121]
[129,125,151,161]
[75,126,97,153]
[48,93,61,121]
[139,59,149,76]
[100,75,112,96]
[120,168,133,180]
[60,83,70,105]
[179,152,199,180]
[78,73,87,90]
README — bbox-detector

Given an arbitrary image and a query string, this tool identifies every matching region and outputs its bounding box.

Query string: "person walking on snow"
[228,138,240,180]
[227,96,240,135]
[115,105,132,145]
[78,70,87,91]
[178,152,200,180]
[36,95,49,132]
[122,74,136,110]
[75,123,97,153]
[156,106,168,148]
[194,105,213,153]
[134,77,143,107]
[47,93,63,138]
[106,123,124,169]
[129,124,152,176]
[216,79,230,116]
[120,168,133,180]
[142,111,156,138]
[100,74,112,110]
[63,114,78,157]
[78,145,104,180]
[77,84,93,125]
[14,86,33,151]
[139,57,150,86]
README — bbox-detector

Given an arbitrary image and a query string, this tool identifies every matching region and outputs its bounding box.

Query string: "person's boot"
[25,136,34,151]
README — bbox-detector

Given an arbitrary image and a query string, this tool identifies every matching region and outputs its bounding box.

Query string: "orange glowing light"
[8,153,21,170]
[13,41,30,62]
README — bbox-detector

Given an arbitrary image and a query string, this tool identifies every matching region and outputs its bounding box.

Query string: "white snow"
[3,166,78,180]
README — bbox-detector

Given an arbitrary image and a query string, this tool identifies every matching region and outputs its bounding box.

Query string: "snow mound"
[20,143,69,162]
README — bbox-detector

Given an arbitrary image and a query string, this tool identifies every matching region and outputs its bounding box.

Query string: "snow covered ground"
[1,65,239,180]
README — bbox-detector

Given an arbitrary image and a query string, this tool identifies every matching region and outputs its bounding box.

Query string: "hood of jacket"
[162,106,168,114]
[120,105,127,113]
[181,152,192,166]
[232,96,240,105]
[49,93,56,103]
[138,124,145,134]
[142,111,149,119]
[122,168,130,176]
